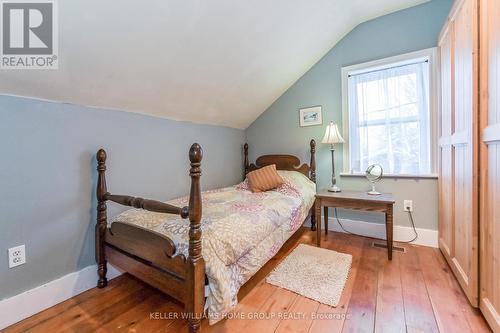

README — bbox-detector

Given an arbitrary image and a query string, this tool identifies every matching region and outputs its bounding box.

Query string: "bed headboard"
[243,139,316,183]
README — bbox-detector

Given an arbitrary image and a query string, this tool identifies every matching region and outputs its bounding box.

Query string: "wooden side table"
[315,190,396,260]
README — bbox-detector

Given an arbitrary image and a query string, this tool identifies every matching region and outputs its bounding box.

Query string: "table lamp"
[322,122,344,192]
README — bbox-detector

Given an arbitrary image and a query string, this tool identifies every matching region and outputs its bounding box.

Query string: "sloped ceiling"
[0,0,428,129]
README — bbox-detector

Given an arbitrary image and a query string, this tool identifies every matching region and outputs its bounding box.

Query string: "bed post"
[244,143,249,178]
[186,143,205,333]
[96,149,108,288]
[310,139,316,183]
[309,139,317,231]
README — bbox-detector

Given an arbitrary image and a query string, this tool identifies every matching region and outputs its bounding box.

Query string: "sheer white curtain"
[348,61,430,175]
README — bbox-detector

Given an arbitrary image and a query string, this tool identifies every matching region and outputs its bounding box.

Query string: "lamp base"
[327,185,342,193]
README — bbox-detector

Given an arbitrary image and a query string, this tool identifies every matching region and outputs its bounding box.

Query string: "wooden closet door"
[438,0,479,307]
[438,22,455,261]
[479,0,500,330]
[452,0,479,307]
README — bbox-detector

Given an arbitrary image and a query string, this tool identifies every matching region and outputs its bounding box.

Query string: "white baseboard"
[0,264,123,330]
[308,217,438,248]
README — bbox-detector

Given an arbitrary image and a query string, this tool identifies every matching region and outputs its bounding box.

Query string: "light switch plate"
[8,245,26,268]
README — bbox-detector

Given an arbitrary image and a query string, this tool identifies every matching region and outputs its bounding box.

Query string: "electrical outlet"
[403,200,413,212]
[8,245,26,268]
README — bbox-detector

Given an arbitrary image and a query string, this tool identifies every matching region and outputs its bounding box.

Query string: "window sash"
[347,61,431,175]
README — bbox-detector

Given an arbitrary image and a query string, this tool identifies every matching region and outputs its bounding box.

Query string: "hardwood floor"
[3,229,491,333]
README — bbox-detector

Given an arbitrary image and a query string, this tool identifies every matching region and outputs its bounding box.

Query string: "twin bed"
[95,140,317,333]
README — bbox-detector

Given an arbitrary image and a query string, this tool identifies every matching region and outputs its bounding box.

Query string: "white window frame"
[340,48,439,178]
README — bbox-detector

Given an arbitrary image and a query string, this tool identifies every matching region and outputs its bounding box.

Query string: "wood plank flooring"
[3,229,491,333]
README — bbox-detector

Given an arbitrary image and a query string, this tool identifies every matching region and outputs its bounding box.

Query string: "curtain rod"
[348,59,429,78]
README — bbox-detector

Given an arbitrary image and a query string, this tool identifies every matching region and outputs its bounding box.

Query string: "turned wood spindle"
[310,139,316,183]
[244,143,249,178]
[187,143,205,333]
[96,148,108,288]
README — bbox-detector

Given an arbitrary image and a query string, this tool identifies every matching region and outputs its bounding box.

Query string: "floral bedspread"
[110,170,316,324]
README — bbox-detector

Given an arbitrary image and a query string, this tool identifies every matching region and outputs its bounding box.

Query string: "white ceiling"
[0,0,428,129]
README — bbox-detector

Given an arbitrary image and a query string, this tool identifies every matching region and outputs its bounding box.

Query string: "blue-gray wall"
[0,95,245,299]
[246,0,452,230]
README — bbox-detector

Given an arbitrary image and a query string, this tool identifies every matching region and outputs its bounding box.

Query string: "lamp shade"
[322,122,345,144]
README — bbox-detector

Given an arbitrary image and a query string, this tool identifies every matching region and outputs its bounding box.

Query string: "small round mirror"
[365,164,383,195]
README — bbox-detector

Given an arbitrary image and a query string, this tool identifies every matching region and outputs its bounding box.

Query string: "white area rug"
[266,244,352,307]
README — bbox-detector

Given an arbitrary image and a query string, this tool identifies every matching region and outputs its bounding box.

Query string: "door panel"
[438,0,479,307]
[451,0,479,307]
[479,0,500,330]
[438,21,455,259]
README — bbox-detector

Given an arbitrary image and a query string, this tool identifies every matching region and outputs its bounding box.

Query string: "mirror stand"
[367,183,381,196]
[365,164,383,195]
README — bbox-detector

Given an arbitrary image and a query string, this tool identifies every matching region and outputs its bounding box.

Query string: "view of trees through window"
[347,60,431,175]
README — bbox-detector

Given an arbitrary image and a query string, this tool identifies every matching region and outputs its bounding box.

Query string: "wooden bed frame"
[95,140,316,333]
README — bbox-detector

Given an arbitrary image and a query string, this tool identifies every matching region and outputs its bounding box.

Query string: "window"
[342,49,436,176]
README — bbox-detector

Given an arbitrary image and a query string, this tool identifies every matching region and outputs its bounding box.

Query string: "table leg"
[315,201,322,247]
[386,205,393,260]
[323,206,329,235]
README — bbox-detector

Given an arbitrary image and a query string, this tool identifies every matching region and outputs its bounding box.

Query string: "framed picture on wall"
[299,106,323,127]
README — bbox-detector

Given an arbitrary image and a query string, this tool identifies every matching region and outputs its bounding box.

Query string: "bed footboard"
[95,144,205,333]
